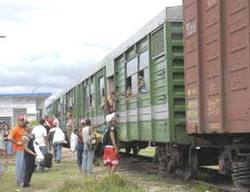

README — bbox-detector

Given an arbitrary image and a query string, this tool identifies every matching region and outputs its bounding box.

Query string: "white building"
[0,93,51,127]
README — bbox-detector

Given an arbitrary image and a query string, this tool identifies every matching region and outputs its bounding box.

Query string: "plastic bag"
[33,142,44,163]
[70,132,78,152]
[53,127,66,144]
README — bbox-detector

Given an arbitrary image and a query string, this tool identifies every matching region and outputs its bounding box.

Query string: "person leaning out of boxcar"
[101,91,117,114]
[22,120,36,188]
[126,86,133,98]
[138,75,147,93]
[102,91,128,114]
[103,112,119,173]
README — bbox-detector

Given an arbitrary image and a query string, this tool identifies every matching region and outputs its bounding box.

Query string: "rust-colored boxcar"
[183,0,250,134]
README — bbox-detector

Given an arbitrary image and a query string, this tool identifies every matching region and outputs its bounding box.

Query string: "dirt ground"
[0,148,219,192]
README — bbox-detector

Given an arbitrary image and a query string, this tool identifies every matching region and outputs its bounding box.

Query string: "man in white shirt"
[32,119,48,171]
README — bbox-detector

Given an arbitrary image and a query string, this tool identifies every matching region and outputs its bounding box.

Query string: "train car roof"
[46,6,182,107]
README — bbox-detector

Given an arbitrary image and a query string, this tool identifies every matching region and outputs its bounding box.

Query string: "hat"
[106,112,116,123]
[80,119,86,124]
[16,115,25,121]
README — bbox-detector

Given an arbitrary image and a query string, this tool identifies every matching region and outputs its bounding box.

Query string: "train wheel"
[132,145,140,156]
[157,146,169,175]
[157,145,184,175]
[183,148,198,180]
[232,154,250,192]
[125,147,131,154]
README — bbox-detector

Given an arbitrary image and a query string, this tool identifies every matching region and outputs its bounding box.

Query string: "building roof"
[0,93,52,98]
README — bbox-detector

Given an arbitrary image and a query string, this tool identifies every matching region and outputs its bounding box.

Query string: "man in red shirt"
[9,115,25,186]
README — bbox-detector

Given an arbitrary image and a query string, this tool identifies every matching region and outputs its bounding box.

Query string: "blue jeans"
[4,141,12,155]
[77,143,83,170]
[39,146,47,168]
[0,159,2,175]
[53,144,62,161]
[82,149,94,175]
[15,151,25,185]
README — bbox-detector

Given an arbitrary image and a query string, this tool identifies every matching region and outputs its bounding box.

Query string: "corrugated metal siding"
[151,27,165,58]
[184,0,250,134]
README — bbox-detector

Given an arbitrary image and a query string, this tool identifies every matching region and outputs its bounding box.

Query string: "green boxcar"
[114,6,191,145]
[46,6,191,146]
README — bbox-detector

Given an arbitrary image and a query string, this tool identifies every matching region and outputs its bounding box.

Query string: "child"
[3,123,12,169]
[0,129,5,176]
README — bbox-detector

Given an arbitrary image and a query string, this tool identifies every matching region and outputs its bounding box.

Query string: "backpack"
[102,126,110,146]
[85,127,97,151]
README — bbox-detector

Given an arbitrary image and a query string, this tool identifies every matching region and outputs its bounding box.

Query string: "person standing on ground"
[66,113,74,143]
[32,119,48,171]
[3,123,12,169]
[49,120,65,163]
[8,115,25,186]
[82,119,95,175]
[76,119,85,171]
[0,125,5,177]
[103,113,119,173]
[51,114,59,127]
[22,121,36,188]
[43,115,51,133]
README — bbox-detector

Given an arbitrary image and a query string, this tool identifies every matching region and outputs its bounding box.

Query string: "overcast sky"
[0,0,181,100]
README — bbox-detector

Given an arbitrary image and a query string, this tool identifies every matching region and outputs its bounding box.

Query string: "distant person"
[103,113,119,173]
[107,91,117,112]
[51,114,59,127]
[9,115,25,186]
[138,75,147,93]
[82,119,95,175]
[66,113,74,143]
[32,119,48,171]
[3,123,12,169]
[126,86,132,97]
[43,115,51,133]
[76,119,85,171]
[47,122,56,151]
[103,91,127,114]
[0,124,5,177]
[22,121,36,188]
[49,120,65,163]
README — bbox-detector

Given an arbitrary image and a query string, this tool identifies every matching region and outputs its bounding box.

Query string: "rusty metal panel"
[183,0,250,134]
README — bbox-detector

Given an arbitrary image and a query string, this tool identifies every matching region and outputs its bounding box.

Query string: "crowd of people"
[0,109,120,189]
[0,115,64,188]
[69,112,119,175]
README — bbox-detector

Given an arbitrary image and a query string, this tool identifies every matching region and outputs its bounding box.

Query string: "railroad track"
[118,153,239,192]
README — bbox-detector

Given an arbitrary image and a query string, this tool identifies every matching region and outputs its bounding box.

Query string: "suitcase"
[44,152,53,168]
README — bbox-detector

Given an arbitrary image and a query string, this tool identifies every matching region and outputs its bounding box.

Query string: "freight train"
[46,3,250,190]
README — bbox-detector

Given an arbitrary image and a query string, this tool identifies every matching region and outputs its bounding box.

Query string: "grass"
[56,174,144,192]
[0,160,144,192]
[0,160,80,191]
[0,156,222,192]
